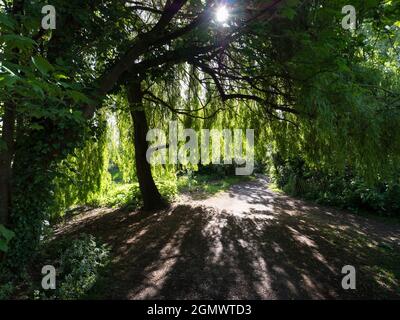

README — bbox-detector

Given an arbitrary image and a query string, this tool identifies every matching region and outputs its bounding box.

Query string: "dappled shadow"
[52,177,400,299]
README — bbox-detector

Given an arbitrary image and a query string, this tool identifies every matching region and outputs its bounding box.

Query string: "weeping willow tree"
[100,0,399,210]
[1,0,400,267]
[47,0,400,212]
[52,111,111,217]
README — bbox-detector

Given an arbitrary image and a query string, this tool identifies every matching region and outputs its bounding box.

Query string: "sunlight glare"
[215,6,229,23]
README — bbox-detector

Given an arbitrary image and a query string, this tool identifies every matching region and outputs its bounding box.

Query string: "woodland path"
[55,176,400,299]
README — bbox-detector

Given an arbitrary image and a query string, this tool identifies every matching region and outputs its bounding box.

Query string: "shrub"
[37,234,110,300]
[0,282,14,300]
[272,155,400,217]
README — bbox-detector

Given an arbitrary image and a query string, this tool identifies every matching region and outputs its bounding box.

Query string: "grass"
[268,182,284,194]
[84,173,254,209]
[177,174,254,196]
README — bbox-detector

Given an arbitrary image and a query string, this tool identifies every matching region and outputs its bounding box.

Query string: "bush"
[57,235,110,299]
[0,282,14,300]
[272,155,400,217]
[37,234,110,300]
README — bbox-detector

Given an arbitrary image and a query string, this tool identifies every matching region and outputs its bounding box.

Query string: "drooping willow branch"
[144,90,225,120]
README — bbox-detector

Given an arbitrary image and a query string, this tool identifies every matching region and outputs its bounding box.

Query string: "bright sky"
[215,6,229,23]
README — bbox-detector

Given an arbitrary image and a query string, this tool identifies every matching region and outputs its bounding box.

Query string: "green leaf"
[0,12,16,30]
[0,240,8,253]
[0,224,15,242]
[27,78,47,98]
[67,90,92,104]
[54,73,69,80]
[32,55,55,75]
[281,7,296,20]
[0,34,36,50]
[0,74,18,87]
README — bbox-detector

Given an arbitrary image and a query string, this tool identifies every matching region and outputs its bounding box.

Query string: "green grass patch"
[268,182,284,194]
[178,174,254,197]
[84,174,254,209]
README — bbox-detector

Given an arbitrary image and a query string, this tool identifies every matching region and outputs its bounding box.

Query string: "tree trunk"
[127,81,168,211]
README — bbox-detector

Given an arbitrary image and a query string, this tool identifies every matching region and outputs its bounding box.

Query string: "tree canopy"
[1,0,399,272]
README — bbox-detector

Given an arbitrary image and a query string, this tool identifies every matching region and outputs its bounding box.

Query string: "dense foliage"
[272,155,400,217]
[0,0,399,299]
[32,234,110,300]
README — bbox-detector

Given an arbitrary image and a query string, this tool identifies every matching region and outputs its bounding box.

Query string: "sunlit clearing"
[215,6,229,23]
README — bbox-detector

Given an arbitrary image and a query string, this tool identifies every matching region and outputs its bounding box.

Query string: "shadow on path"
[54,176,400,299]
